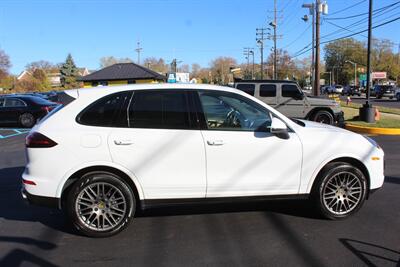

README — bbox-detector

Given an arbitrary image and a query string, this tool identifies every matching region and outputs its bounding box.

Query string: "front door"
[108,90,206,199]
[197,90,302,197]
[277,84,307,118]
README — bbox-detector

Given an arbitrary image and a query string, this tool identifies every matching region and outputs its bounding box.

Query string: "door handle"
[114,140,134,145]
[207,140,224,146]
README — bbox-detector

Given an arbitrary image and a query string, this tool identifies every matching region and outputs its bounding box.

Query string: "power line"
[327,0,366,16]
[292,15,400,58]
[325,1,400,20]
[282,24,312,49]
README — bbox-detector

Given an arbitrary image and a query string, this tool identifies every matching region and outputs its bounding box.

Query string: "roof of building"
[78,63,166,82]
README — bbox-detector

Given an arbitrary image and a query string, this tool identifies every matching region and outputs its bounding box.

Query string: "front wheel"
[312,163,367,220]
[312,110,334,125]
[66,172,135,237]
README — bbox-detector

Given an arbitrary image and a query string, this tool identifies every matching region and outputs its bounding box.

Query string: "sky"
[1,0,399,74]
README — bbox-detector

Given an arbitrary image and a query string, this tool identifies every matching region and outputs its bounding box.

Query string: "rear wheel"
[312,163,367,220]
[66,172,135,237]
[312,110,334,125]
[19,113,35,128]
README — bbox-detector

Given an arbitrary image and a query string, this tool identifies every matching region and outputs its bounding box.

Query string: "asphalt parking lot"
[0,131,399,266]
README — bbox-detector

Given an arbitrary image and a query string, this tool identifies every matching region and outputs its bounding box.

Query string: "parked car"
[342,85,361,96]
[22,84,384,237]
[0,95,58,127]
[325,85,344,94]
[396,90,400,101]
[234,79,344,126]
[371,85,396,99]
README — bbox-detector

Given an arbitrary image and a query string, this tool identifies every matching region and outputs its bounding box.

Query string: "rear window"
[236,84,255,96]
[260,84,276,97]
[77,91,131,127]
[27,96,56,105]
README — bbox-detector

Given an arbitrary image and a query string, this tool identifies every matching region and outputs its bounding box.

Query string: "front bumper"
[21,188,59,209]
[334,111,345,128]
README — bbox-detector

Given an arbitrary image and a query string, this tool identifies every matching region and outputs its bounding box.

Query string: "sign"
[175,73,190,83]
[167,73,176,83]
[359,74,366,81]
[372,72,387,79]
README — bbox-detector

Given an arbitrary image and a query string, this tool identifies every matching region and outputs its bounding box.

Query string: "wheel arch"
[60,165,144,210]
[306,107,334,121]
[309,156,371,198]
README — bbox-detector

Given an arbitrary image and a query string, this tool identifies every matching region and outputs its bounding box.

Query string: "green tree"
[60,54,79,88]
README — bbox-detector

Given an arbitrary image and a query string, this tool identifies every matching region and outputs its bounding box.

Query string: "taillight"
[26,132,57,148]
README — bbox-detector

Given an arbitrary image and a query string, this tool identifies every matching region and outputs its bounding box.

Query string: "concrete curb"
[345,123,400,135]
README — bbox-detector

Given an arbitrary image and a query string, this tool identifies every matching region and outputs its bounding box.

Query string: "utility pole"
[302,4,315,91]
[256,28,267,79]
[314,0,321,96]
[360,0,375,122]
[250,50,255,79]
[243,48,254,79]
[267,0,282,80]
[135,41,142,65]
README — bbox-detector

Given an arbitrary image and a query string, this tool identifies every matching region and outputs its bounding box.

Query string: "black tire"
[19,113,35,128]
[312,162,367,220]
[66,172,135,237]
[312,110,334,125]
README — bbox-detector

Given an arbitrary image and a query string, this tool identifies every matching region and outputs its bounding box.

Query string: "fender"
[301,153,370,194]
[56,161,145,200]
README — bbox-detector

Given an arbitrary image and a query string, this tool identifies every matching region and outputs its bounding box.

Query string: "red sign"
[372,72,387,79]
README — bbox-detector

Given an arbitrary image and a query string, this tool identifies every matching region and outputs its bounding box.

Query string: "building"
[79,63,166,88]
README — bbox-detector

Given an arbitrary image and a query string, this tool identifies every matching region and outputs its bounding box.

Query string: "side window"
[0,98,4,107]
[77,91,131,127]
[260,84,276,97]
[236,84,255,96]
[282,84,300,98]
[128,91,191,129]
[5,98,26,107]
[199,91,271,131]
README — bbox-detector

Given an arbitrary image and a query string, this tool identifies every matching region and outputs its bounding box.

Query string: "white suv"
[22,84,384,237]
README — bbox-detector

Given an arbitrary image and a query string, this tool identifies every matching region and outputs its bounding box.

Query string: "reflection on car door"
[197,90,302,197]
[108,90,207,199]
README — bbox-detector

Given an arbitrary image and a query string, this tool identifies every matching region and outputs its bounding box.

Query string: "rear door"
[108,90,207,199]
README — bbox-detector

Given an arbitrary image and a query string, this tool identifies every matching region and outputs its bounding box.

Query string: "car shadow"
[0,166,74,235]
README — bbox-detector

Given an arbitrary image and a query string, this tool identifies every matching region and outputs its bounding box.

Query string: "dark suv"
[371,85,396,99]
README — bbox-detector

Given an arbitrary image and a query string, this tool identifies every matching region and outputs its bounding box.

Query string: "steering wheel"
[225,110,244,128]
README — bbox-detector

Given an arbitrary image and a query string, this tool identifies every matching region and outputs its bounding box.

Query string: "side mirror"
[294,92,305,100]
[270,117,290,139]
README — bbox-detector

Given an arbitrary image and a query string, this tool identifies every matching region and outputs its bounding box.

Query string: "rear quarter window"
[77,91,131,127]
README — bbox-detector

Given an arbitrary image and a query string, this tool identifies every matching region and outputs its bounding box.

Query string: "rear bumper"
[21,188,59,209]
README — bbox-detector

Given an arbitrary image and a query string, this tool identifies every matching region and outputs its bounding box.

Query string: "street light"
[302,3,315,94]
[345,60,357,87]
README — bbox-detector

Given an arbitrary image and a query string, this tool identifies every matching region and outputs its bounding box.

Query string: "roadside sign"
[359,74,366,81]
[167,73,176,83]
[372,72,386,79]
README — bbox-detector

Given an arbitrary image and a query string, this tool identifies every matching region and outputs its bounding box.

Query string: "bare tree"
[0,49,11,78]
[209,57,237,84]
[25,60,54,72]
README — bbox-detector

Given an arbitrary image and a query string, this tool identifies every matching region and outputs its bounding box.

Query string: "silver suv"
[234,80,344,126]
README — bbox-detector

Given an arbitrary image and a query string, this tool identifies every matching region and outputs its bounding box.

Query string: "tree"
[100,56,133,68]
[209,57,237,84]
[191,63,201,77]
[25,60,54,72]
[60,54,79,88]
[266,49,296,80]
[0,49,11,79]
[142,57,169,73]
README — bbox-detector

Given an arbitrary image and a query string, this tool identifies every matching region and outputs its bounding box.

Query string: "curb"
[345,123,400,135]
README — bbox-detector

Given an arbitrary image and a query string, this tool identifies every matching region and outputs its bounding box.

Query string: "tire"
[19,113,35,128]
[312,110,334,125]
[66,172,135,237]
[312,162,367,220]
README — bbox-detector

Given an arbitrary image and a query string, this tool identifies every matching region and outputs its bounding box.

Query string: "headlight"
[363,135,381,149]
